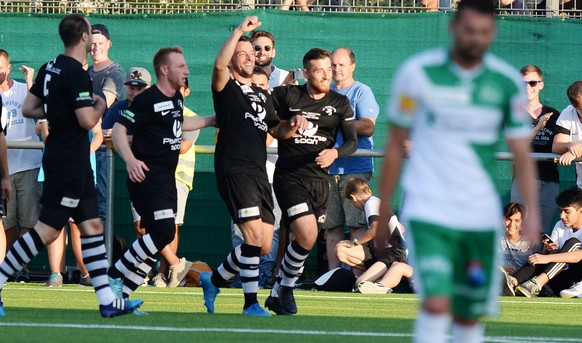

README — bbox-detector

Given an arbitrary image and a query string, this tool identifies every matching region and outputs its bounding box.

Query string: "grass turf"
[0,283,581,342]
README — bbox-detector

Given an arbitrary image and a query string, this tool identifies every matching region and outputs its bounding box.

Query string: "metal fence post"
[105,146,115,266]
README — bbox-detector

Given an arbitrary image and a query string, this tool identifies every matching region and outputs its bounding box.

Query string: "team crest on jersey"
[477,83,503,106]
[322,105,336,116]
[258,93,267,103]
[177,100,183,109]
[251,101,266,120]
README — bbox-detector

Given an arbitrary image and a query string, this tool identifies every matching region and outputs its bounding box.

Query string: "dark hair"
[520,65,543,78]
[59,14,90,48]
[251,30,275,46]
[252,66,268,78]
[455,0,495,20]
[238,36,252,43]
[556,187,582,209]
[303,48,332,70]
[153,46,183,79]
[503,202,526,220]
[567,81,582,107]
[344,177,371,199]
[0,49,9,62]
[332,47,355,64]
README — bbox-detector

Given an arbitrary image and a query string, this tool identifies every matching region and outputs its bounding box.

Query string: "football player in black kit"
[265,48,357,315]
[109,47,215,306]
[0,14,142,318]
[199,16,308,317]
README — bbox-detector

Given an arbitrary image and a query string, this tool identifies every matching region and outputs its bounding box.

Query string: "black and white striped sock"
[0,229,44,288]
[280,240,310,288]
[108,234,158,285]
[240,244,261,309]
[123,257,157,297]
[212,245,242,287]
[81,234,117,305]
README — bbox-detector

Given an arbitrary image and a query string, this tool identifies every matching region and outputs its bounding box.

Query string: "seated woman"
[335,177,413,294]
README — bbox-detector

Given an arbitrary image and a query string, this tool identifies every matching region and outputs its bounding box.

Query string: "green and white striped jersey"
[388,48,530,231]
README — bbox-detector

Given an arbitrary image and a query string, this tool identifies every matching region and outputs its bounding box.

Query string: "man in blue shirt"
[323,47,379,271]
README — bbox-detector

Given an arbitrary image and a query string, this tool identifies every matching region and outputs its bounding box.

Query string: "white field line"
[6,286,582,306]
[0,322,580,343]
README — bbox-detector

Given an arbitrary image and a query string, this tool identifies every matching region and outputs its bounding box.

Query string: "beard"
[309,79,331,94]
[456,44,486,64]
[255,56,273,67]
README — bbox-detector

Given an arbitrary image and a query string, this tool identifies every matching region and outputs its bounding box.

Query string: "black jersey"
[30,54,94,172]
[117,85,183,192]
[213,78,280,177]
[271,85,357,180]
[531,105,560,182]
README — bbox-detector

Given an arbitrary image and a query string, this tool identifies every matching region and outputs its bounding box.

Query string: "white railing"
[0,0,579,17]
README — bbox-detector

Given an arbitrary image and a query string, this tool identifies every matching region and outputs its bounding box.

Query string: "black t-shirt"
[271,85,356,180]
[30,54,94,172]
[117,85,183,193]
[213,78,279,177]
[531,105,560,182]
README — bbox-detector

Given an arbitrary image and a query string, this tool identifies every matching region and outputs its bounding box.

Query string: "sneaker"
[167,258,193,288]
[108,277,124,299]
[357,281,393,294]
[498,266,517,297]
[264,296,286,315]
[79,274,92,287]
[0,300,4,317]
[200,272,220,314]
[151,273,167,288]
[515,278,541,298]
[99,298,144,318]
[46,272,63,288]
[279,286,297,315]
[242,302,271,317]
[15,268,30,283]
[560,281,582,298]
[142,274,150,287]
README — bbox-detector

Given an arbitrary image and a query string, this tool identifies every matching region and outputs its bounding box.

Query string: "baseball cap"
[124,67,151,87]
[91,24,110,40]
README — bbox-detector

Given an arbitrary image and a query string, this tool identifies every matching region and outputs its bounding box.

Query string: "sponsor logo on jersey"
[76,91,92,102]
[322,105,336,116]
[154,100,174,112]
[161,110,170,116]
[173,120,182,138]
[289,106,301,112]
[398,95,417,114]
[295,121,327,145]
[121,109,136,123]
[251,101,266,120]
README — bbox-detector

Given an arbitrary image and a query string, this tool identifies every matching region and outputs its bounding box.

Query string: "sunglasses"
[254,45,273,52]
[524,80,542,87]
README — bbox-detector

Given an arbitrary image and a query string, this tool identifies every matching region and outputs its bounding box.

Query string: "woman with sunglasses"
[511,65,560,235]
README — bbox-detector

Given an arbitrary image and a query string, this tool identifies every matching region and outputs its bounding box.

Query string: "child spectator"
[335,177,412,294]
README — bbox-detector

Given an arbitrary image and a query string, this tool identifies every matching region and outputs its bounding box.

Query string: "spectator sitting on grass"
[335,177,411,294]
[505,188,582,298]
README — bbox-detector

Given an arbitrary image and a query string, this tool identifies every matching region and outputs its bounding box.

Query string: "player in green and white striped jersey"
[378,1,541,342]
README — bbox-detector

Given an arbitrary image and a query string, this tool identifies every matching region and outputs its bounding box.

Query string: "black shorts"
[216,173,275,225]
[39,170,98,229]
[128,180,177,231]
[273,171,329,226]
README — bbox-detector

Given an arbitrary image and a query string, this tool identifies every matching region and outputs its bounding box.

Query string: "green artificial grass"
[0,283,581,342]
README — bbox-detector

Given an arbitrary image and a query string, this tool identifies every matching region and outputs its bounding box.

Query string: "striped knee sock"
[81,234,117,305]
[108,234,158,283]
[280,240,310,288]
[0,229,44,288]
[239,244,261,309]
[123,257,157,298]
[211,245,242,287]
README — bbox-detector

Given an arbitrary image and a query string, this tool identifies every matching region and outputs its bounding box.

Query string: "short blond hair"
[344,177,371,199]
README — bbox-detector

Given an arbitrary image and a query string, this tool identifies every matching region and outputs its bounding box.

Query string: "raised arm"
[212,16,261,93]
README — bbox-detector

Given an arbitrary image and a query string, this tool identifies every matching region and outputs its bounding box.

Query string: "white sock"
[451,322,484,343]
[413,310,452,343]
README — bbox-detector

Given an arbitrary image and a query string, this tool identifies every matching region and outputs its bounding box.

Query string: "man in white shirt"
[251,30,289,89]
[0,50,42,283]
[553,81,582,188]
